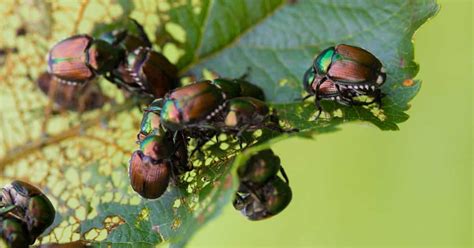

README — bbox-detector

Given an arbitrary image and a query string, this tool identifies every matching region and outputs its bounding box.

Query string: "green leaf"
[0,0,438,247]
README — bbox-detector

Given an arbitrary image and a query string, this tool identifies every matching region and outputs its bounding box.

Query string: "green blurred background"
[188,1,472,247]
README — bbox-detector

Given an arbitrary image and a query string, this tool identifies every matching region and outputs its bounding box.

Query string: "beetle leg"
[295,94,313,102]
[104,73,127,91]
[174,132,193,173]
[190,137,210,157]
[239,67,252,80]
[279,167,290,185]
[236,124,250,138]
[313,77,326,120]
[335,84,344,96]
[372,89,385,108]
[336,97,353,106]
[128,18,152,48]
[0,205,16,216]
[105,72,149,96]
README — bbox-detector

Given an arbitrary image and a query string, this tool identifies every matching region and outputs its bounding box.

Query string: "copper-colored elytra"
[129,151,170,199]
[141,51,178,98]
[168,81,223,123]
[328,60,376,83]
[48,35,95,82]
[319,80,339,95]
[37,72,106,111]
[335,44,382,69]
[37,72,76,105]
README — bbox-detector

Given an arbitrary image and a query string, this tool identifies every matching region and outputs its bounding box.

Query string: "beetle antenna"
[239,67,252,80]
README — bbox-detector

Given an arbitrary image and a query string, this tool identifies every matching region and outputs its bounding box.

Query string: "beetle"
[233,176,292,221]
[312,44,386,88]
[107,46,179,98]
[303,44,386,119]
[236,149,283,185]
[129,133,189,199]
[47,34,124,85]
[218,97,290,136]
[303,67,384,119]
[233,149,292,220]
[160,80,226,131]
[129,149,171,199]
[0,216,31,248]
[0,181,56,242]
[100,19,179,98]
[37,71,107,112]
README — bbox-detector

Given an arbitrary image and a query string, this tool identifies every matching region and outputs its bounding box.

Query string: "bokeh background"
[189,0,472,247]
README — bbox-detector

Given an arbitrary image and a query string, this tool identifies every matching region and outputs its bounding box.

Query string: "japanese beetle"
[160,81,225,131]
[303,44,386,111]
[233,176,292,221]
[108,47,179,98]
[0,217,30,248]
[47,34,124,85]
[1,181,56,242]
[312,44,386,88]
[220,97,284,134]
[129,133,189,199]
[237,149,281,185]
[37,71,106,112]
[129,149,171,199]
[233,149,292,220]
[100,19,179,98]
[303,67,384,119]
[141,132,189,173]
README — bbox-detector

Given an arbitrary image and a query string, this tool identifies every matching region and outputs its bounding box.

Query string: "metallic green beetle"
[129,133,189,199]
[1,181,56,242]
[233,149,292,221]
[303,44,386,119]
[233,176,292,221]
[237,149,282,185]
[219,97,288,135]
[99,18,179,98]
[312,44,386,88]
[0,216,31,248]
[160,80,226,131]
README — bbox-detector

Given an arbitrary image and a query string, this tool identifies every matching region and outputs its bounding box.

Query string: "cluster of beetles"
[0,16,388,247]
